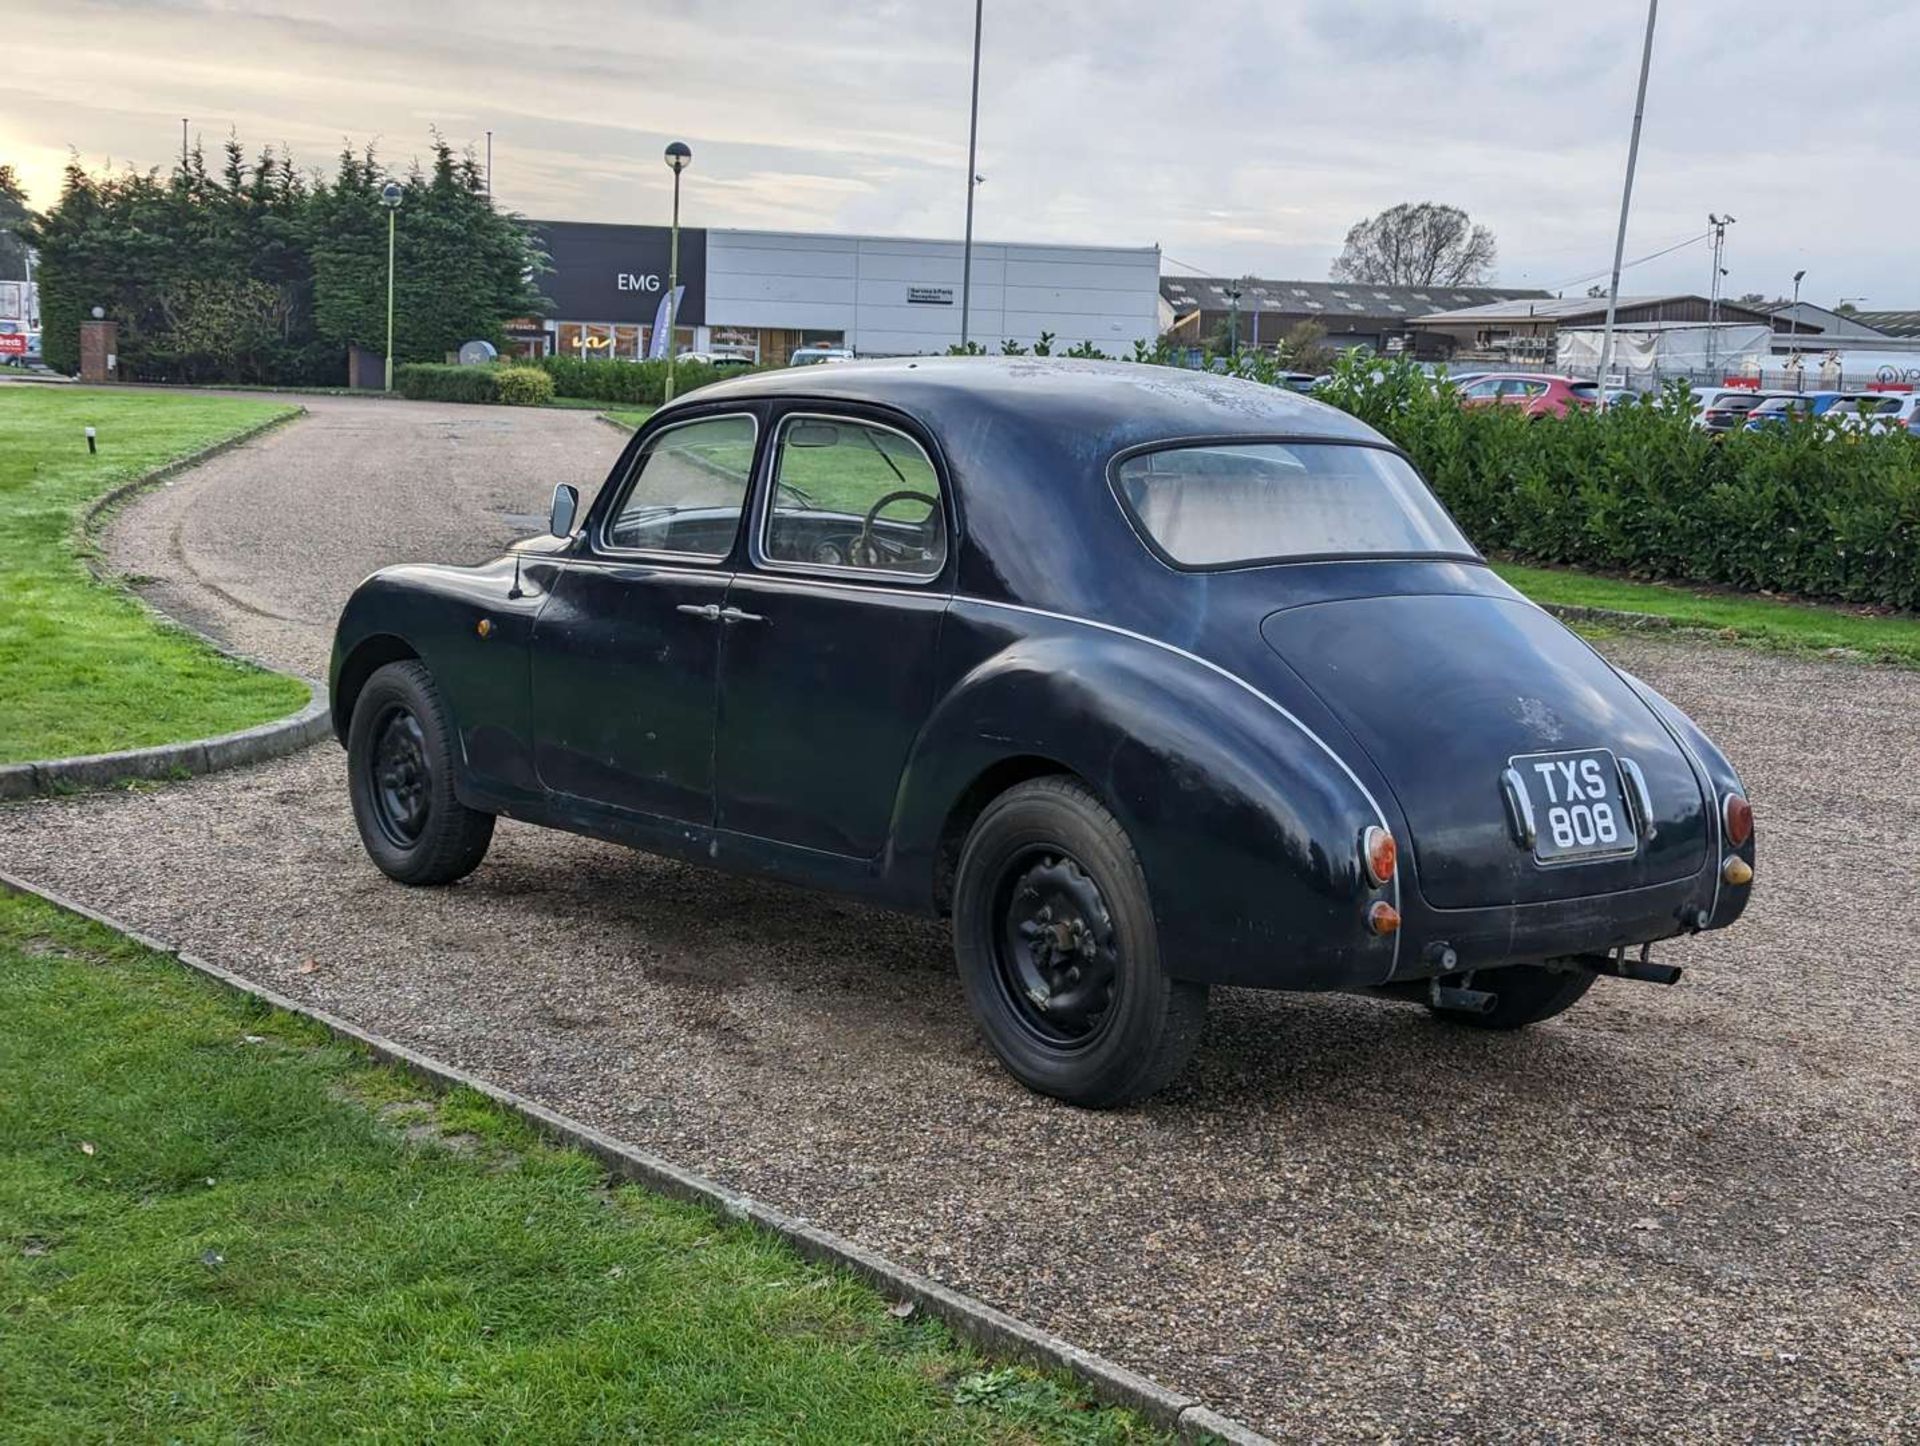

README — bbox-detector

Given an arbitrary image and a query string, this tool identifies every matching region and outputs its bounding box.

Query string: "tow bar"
[1578,943,1684,986]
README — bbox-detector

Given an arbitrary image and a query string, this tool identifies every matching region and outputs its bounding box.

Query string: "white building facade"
[520,220,1161,365]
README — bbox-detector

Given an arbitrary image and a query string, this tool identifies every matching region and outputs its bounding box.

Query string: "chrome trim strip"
[1501,767,1538,849]
[1617,755,1657,841]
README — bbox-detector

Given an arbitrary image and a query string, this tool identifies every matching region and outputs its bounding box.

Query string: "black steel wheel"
[953,776,1207,1107]
[1427,962,1595,1030]
[346,660,494,886]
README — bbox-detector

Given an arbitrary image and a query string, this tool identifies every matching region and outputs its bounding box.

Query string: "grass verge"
[602,406,657,430]
[1494,560,1920,667]
[0,890,1163,1444]
[0,388,310,764]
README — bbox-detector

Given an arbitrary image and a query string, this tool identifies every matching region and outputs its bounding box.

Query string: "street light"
[662,141,691,402]
[380,181,403,392]
[1594,0,1658,413]
[960,0,984,350]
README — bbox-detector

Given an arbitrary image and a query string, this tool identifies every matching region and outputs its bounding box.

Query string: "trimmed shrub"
[1314,355,1920,610]
[394,362,554,406]
[536,355,738,405]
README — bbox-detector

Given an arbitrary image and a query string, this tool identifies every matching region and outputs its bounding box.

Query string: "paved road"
[106,394,623,676]
[5,396,1915,1441]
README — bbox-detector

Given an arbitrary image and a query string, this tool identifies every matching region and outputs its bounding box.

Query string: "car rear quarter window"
[1114,442,1474,568]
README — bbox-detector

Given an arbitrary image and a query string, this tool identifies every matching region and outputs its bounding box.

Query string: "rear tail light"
[1722,793,1753,847]
[1362,826,1397,887]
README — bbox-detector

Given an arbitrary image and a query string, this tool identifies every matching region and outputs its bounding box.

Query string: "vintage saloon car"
[329,359,1755,1107]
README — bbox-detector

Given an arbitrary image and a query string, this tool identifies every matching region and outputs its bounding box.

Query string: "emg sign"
[532,221,706,324]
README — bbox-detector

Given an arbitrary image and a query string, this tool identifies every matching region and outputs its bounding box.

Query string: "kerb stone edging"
[0,408,330,801]
[0,869,1275,1446]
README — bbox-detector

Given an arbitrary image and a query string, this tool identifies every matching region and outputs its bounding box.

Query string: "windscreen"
[1114,442,1474,567]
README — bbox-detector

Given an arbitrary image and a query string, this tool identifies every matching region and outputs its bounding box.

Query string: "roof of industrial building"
[1850,309,1920,338]
[1158,276,1549,321]
[1408,293,1774,326]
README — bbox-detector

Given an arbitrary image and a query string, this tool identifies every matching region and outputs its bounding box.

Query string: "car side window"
[762,416,947,578]
[604,414,758,558]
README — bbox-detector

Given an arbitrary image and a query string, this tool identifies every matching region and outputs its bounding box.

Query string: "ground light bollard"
[85,426,96,454]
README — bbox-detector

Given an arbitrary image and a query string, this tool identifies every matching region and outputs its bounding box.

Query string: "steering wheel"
[850,490,939,568]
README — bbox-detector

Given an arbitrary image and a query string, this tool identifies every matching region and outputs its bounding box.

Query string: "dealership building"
[514,221,1162,365]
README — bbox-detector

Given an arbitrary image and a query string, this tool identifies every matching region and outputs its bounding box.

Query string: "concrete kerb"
[1537,601,1678,631]
[0,867,1275,1446]
[0,407,331,801]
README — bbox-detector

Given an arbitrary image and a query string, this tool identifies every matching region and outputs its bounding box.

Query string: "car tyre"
[347,660,494,886]
[1427,962,1595,1030]
[952,776,1207,1108]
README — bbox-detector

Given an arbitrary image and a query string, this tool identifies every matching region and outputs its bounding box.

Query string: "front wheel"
[1427,962,1595,1030]
[346,660,494,886]
[952,777,1207,1108]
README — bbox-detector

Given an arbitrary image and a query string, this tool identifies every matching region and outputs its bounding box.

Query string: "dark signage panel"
[529,220,707,325]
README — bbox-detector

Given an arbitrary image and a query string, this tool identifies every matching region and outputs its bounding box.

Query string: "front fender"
[329,557,547,798]
[889,605,1395,989]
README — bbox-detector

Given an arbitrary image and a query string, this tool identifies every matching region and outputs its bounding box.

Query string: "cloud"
[0,0,1907,301]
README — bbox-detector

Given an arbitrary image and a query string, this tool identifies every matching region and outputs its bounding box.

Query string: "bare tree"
[1330,202,1497,287]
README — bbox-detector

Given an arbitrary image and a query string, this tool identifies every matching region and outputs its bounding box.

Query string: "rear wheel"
[1427,962,1595,1030]
[347,660,494,886]
[952,777,1207,1108]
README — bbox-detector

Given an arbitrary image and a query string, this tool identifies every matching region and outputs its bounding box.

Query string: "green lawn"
[1494,560,1920,666]
[0,389,310,764]
[604,406,656,430]
[0,891,1161,1445]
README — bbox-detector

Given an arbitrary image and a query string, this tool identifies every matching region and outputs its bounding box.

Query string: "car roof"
[660,355,1382,457]
[650,357,1393,613]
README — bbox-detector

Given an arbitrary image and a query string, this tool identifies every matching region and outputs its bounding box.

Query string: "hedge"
[536,355,741,405]
[1312,356,1920,611]
[394,362,555,406]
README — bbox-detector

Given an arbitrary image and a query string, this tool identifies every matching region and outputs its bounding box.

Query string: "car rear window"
[1114,442,1474,568]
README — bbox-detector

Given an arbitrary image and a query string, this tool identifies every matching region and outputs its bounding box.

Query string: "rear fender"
[888,622,1396,988]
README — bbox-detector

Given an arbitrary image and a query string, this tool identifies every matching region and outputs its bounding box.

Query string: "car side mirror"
[549,483,580,538]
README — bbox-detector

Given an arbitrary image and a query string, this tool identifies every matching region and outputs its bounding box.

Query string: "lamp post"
[1791,269,1805,311]
[663,141,691,403]
[1594,0,1658,412]
[1224,283,1243,360]
[380,181,403,391]
[959,0,983,350]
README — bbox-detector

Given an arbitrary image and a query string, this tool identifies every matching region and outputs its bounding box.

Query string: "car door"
[529,411,760,823]
[711,408,954,859]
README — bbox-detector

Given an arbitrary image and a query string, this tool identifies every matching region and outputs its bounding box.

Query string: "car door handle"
[675,603,722,622]
[718,606,766,625]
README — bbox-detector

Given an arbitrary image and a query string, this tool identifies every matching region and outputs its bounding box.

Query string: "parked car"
[329,359,1755,1107]
[788,344,856,366]
[679,350,755,370]
[1457,372,1591,418]
[1832,394,1920,436]
[1742,392,1858,430]
[1691,387,1778,434]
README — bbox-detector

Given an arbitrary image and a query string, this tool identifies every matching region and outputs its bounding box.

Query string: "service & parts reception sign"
[531,221,707,326]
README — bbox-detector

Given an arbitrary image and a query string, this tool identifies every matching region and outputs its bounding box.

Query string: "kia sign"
[531,220,706,325]
[0,334,27,356]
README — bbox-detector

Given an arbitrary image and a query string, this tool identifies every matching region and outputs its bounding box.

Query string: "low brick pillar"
[79,320,118,383]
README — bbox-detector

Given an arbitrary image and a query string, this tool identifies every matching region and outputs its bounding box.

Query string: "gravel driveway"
[4,396,1915,1441]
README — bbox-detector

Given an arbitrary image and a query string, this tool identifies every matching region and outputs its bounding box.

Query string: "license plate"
[1506,748,1637,864]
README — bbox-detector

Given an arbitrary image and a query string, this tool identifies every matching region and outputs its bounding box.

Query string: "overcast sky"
[5,1,1911,303]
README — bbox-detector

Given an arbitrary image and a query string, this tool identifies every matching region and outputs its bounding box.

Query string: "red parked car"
[1456,373,1593,419]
